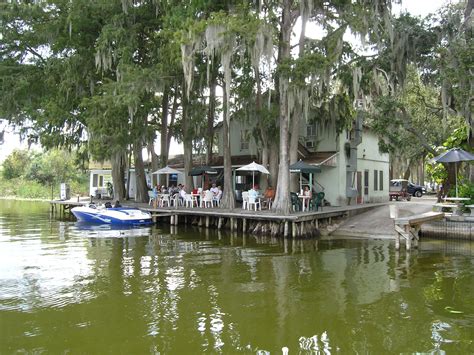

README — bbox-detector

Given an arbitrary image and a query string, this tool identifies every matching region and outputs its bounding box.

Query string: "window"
[99,175,104,187]
[92,174,98,187]
[364,170,369,195]
[306,124,316,137]
[374,170,378,191]
[379,170,383,191]
[240,130,250,150]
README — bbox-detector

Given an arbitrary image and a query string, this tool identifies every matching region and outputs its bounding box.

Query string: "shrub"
[2,149,32,179]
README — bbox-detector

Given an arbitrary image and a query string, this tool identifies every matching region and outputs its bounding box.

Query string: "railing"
[300,175,325,192]
[319,152,338,167]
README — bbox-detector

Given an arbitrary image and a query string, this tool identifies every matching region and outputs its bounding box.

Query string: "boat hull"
[71,206,153,226]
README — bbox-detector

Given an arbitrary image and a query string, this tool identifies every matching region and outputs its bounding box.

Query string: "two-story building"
[214,116,389,207]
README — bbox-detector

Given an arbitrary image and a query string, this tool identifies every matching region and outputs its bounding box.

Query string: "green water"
[0,200,473,354]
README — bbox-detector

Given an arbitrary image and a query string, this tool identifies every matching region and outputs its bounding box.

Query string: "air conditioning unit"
[305,140,315,149]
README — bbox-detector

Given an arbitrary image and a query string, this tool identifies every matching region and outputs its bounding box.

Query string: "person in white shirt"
[210,183,219,196]
[248,186,258,200]
[179,185,187,205]
[213,186,223,206]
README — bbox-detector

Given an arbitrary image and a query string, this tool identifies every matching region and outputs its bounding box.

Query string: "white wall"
[217,119,258,157]
[316,129,389,206]
[356,130,390,203]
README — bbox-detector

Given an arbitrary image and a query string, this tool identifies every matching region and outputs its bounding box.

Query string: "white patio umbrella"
[430,148,474,197]
[236,161,270,187]
[151,166,182,187]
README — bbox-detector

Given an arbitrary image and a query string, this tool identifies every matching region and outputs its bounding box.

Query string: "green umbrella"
[289,160,322,193]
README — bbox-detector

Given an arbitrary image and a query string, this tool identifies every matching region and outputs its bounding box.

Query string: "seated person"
[263,186,275,207]
[302,185,311,209]
[168,185,176,195]
[179,185,187,203]
[213,186,223,204]
[152,185,159,208]
[210,183,219,196]
[248,185,259,200]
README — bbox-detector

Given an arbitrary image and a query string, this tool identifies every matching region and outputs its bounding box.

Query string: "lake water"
[1,200,473,354]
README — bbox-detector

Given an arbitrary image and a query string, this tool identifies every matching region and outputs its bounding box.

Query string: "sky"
[0,0,451,163]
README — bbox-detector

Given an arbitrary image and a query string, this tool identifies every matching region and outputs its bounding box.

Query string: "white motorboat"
[71,204,152,226]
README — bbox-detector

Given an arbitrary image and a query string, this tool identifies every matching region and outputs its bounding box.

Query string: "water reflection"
[0,200,473,353]
[72,222,152,239]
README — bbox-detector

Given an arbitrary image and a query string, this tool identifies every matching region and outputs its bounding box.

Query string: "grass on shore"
[0,177,89,200]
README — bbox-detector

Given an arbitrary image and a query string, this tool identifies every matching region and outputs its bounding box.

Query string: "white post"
[455,161,458,197]
[389,205,399,219]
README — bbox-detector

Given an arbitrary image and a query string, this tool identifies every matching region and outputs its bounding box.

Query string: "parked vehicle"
[407,182,426,197]
[389,179,412,201]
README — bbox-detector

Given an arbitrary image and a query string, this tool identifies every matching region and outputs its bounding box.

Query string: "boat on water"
[71,204,153,225]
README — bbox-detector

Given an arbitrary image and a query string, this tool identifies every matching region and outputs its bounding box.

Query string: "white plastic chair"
[184,194,195,208]
[160,194,170,207]
[169,194,179,207]
[148,191,155,206]
[201,191,213,208]
[242,191,249,210]
[248,195,261,211]
[213,193,221,207]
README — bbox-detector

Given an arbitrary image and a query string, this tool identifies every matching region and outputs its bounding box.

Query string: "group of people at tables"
[150,183,222,208]
[242,185,275,210]
[241,185,312,211]
[150,183,313,211]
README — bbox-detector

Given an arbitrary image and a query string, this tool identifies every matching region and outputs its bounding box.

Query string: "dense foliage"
[0,149,88,199]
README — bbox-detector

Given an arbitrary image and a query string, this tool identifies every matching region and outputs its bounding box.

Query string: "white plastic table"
[298,195,311,212]
[443,197,470,215]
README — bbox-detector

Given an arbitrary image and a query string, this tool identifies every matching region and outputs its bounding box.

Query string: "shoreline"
[0,196,55,202]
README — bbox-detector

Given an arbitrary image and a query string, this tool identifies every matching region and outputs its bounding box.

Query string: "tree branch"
[24,44,47,66]
[399,107,438,156]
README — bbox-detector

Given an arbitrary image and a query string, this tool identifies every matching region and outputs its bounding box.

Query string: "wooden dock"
[50,198,386,238]
[49,199,85,218]
[138,202,387,238]
[394,211,445,250]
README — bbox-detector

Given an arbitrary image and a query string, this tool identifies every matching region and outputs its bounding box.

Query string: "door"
[364,170,369,203]
[357,171,362,204]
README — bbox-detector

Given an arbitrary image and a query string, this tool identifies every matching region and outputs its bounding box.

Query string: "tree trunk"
[289,10,307,193]
[157,86,170,186]
[126,147,132,200]
[221,82,235,209]
[272,0,292,215]
[147,141,159,173]
[260,146,269,191]
[206,61,218,165]
[111,150,126,201]
[133,141,149,203]
[403,162,411,180]
[269,140,279,187]
[289,105,300,192]
[464,0,474,148]
[166,87,179,157]
[182,87,194,190]
[255,60,269,191]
